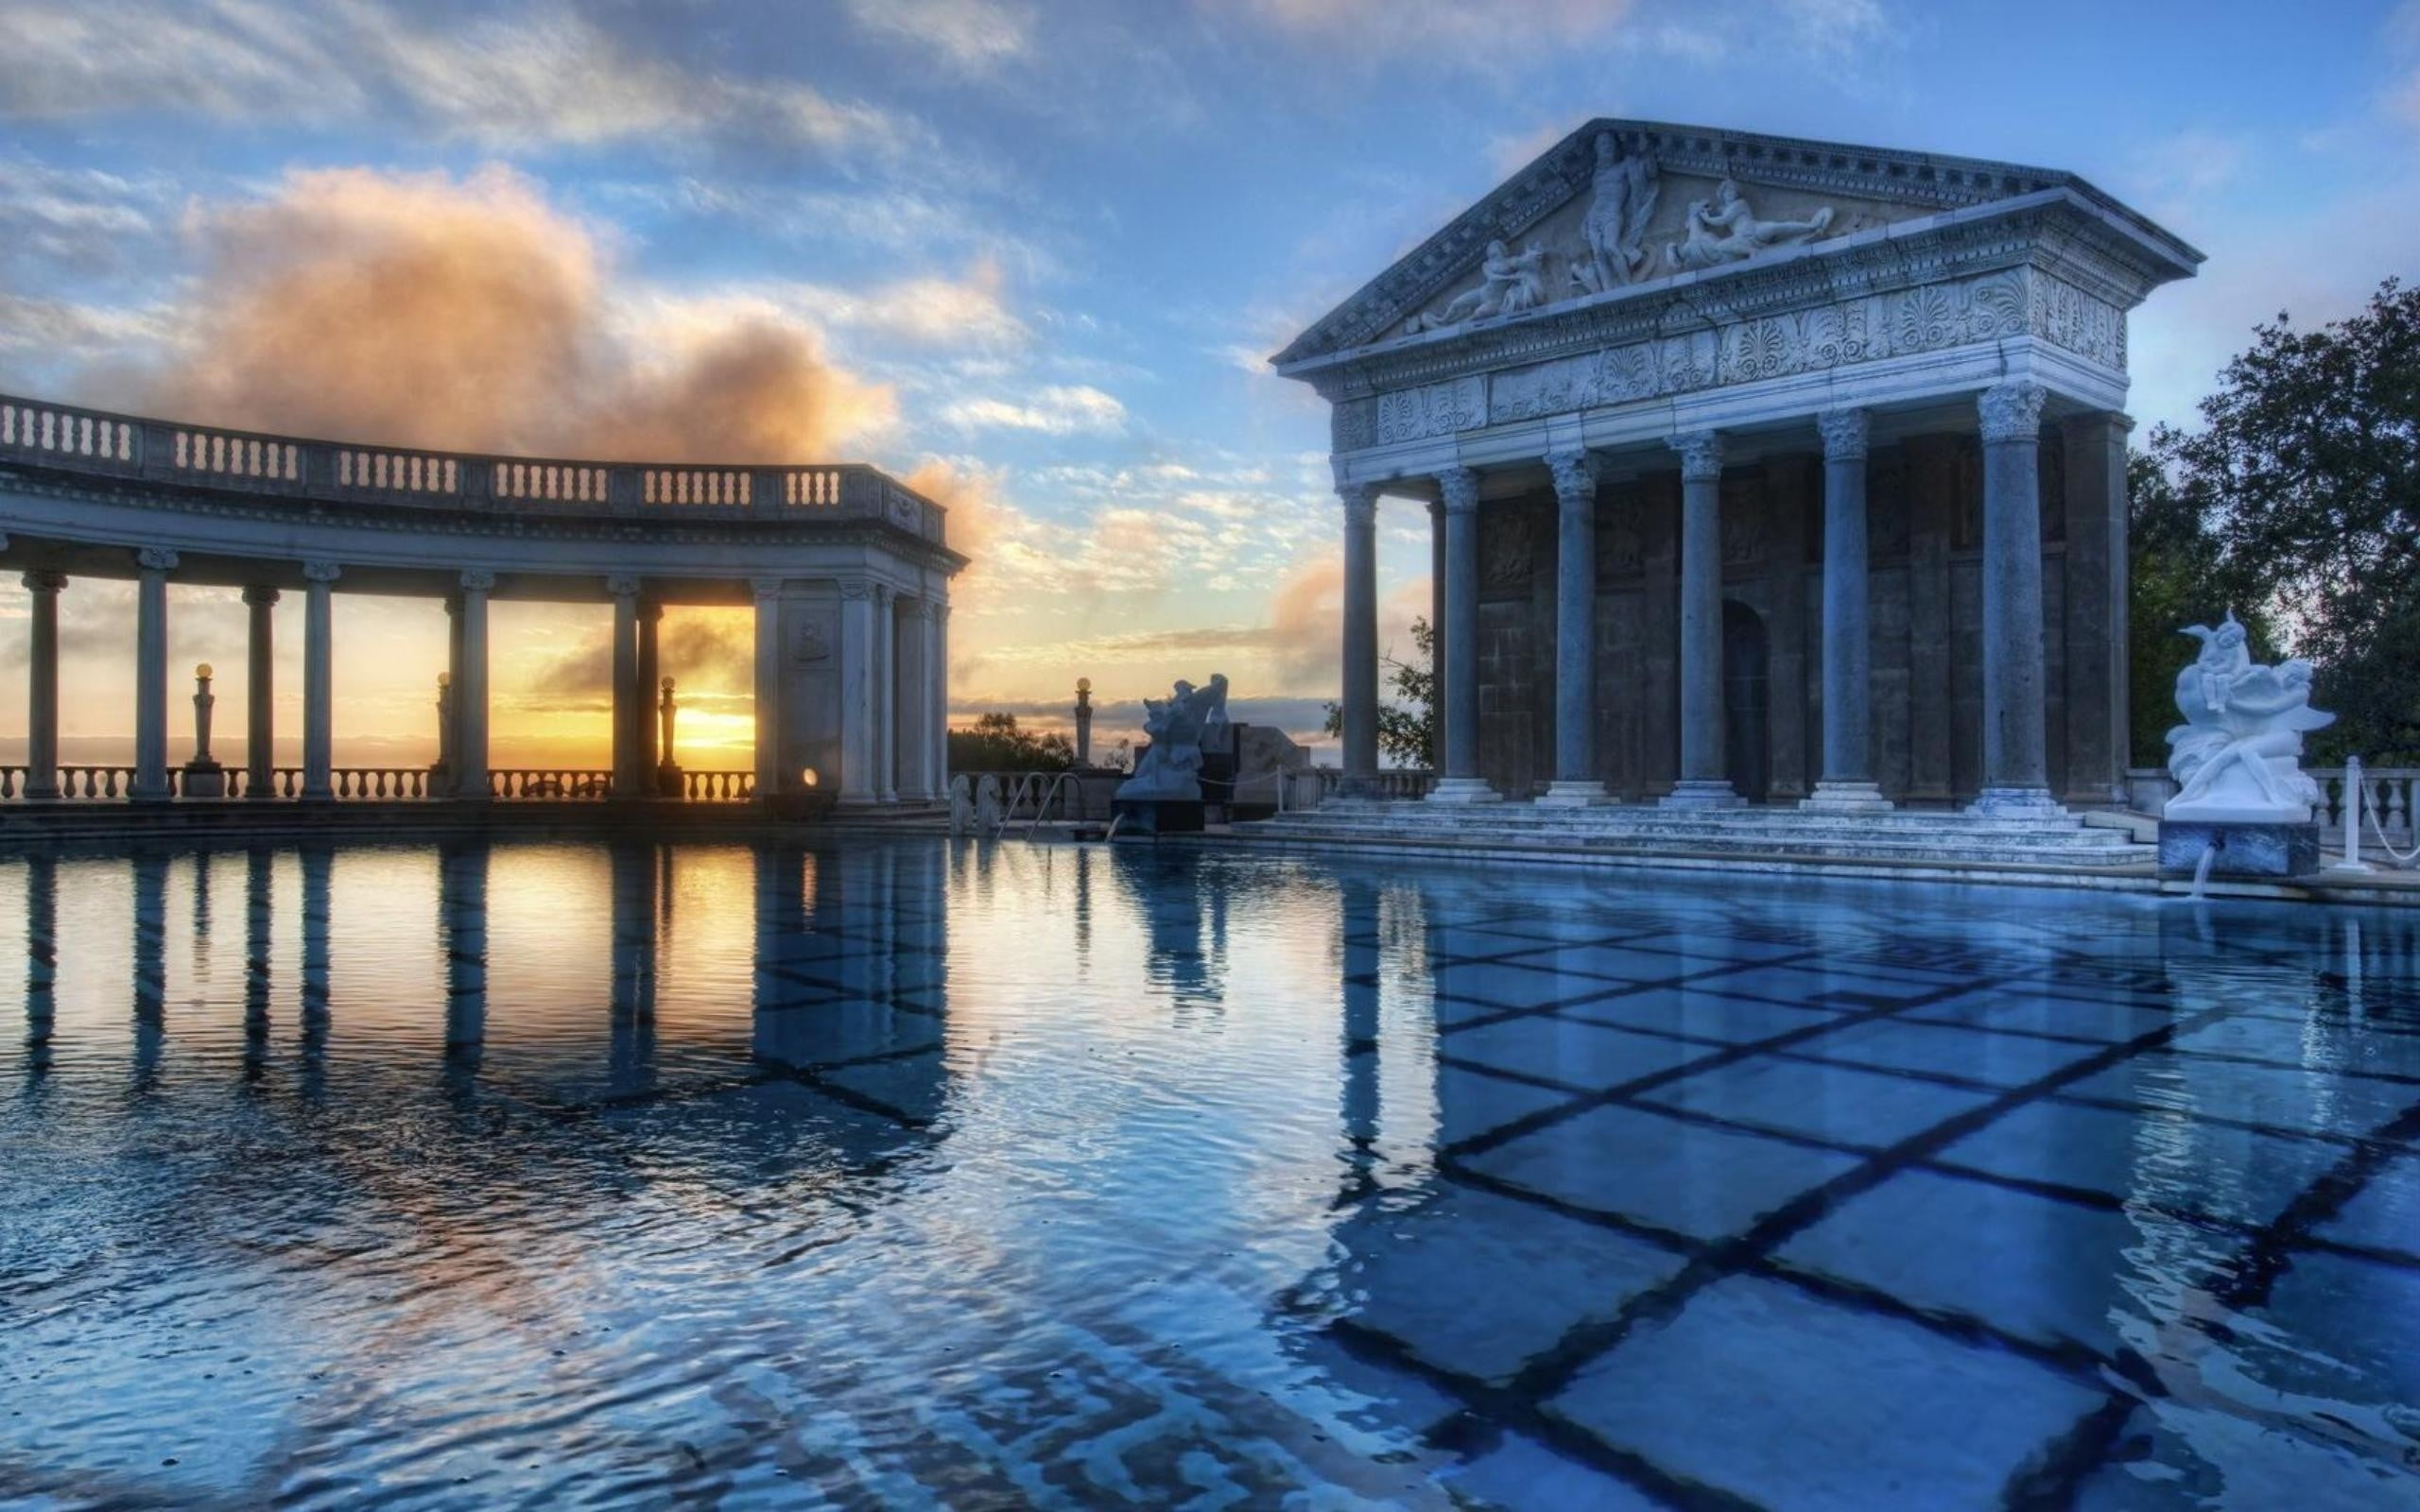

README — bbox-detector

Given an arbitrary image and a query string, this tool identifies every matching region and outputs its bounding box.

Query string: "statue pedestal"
[656,763,684,799]
[181,760,226,799]
[2158,819,2320,879]
[1113,798,1204,835]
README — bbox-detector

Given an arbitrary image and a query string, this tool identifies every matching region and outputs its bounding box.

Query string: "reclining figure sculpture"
[2164,612,2334,823]
[1115,674,1230,803]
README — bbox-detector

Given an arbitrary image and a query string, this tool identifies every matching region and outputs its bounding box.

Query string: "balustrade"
[175,428,301,482]
[782,468,845,507]
[643,469,752,507]
[3,401,138,465]
[493,461,610,505]
[683,769,755,801]
[2317,767,2418,848]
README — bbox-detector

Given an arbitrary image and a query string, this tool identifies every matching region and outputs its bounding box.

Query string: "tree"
[2138,278,2420,763]
[947,712,1073,773]
[1323,616,1436,767]
[2125,453,2283,764]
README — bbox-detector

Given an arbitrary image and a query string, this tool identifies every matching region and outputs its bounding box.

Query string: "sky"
[0,0,2413,770]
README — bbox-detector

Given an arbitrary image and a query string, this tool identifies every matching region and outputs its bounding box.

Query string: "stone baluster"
[22,571,63,799]
[1662,432,1740,807]
[1972,381,2061,816]
[243,586,277,799]
[1541,448,1612,806]
[1806,408,1893,812]
[302,560,339,800]
[132,548,179,801]
[1427,467,1500,804]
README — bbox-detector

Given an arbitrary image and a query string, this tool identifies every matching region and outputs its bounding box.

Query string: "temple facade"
[1276,121,2200,813]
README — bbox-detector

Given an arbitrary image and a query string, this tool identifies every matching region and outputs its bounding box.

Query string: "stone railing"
[0,764,760,802]
[488,769,614,799]
[0,392,948,544]
[683,769,755,801]
[2124,765,2414,848]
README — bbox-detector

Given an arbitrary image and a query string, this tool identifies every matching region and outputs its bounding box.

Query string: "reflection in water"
[1,839,2416,1506]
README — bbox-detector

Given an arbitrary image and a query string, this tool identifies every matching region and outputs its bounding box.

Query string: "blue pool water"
[1,837,2416,1509]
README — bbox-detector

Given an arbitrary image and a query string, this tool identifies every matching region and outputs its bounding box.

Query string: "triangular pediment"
[1272,120,2182,369]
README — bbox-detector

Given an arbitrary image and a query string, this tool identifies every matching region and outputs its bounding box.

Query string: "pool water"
[1,838,2416,1509]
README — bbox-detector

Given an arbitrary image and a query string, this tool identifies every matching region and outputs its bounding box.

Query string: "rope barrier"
[2360,780,2420,866]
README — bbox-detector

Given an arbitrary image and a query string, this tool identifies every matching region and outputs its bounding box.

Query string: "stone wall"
[1471,425,2127,806]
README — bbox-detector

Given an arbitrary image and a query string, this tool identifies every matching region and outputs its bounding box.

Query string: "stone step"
[1265,812,2138,849]
[1246,824,2154,869]
[1328,799,2122,833]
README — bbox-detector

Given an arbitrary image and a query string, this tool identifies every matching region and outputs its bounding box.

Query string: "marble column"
[457,571,493,799]
[2063,410,2134,802]
[132,548,177,801]
[301,560,337,800]
[1339,482,1380,796]
[930,602,951,796]
[873,583,897,803]
[1663,433,1740,807]
[894,597,930,802]
[1427,500,1447,771]
[242,586,277,799]
[1541,448,1612,806]
[1805,409,1893,813]
[22,572,63,799]
[838,581,876,806]
[609,575,642,799]
[1427,466,1500,804]
[751,577,785,800]
[636,598,662,786]
[1972,381,2061,816]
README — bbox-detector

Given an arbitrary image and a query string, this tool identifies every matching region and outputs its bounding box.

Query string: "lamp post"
[656,677,684,798]
[1074,678,1094,769]
[433,671,456,794]
[183,662,227,798]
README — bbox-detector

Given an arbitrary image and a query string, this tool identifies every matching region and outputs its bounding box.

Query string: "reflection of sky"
[3,3,2416,765]
[4,840,2419,1502]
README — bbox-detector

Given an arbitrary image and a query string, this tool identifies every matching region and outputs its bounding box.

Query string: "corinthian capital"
[1978,381,2048,444]
[136,547,181,573]
[1547,448,1599,507]
[1338,481,1379,527]
[1818,408,1870,461]
[301,559,340,583]
[605,573,643,599]
[1437,466,1481,516]
[458,569,497,593]
[1670,430,1723,482]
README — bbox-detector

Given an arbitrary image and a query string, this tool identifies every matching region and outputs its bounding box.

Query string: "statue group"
[1116,674,1230,803]
[2163,611,2334,823]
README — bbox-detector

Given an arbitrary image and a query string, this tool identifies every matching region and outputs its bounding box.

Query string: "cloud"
[1212,0,1634,59]
[844,0,1035,74]
[0,0,911,160]
[527,610,753,708]
[119,164,895,462]
[905,458,1013,568]
[944,383,1127,435]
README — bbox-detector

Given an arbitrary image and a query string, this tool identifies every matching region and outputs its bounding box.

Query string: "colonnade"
[17,558,950,804]
[1335,380,2070,815]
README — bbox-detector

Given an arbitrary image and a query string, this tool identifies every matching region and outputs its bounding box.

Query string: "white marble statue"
[2163,611,2335,823]
[1116,674,1230,802]
[1410,240,1548,334]
[1667,179,1834,272]
[1570,131,1659,294]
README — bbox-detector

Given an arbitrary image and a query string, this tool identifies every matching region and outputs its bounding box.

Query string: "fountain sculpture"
[2156,611,2334,877]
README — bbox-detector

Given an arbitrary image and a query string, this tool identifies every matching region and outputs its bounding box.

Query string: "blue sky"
[0,0,2412,761]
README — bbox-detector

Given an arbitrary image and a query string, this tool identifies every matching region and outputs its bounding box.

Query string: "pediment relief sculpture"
[1666,178,1834,271]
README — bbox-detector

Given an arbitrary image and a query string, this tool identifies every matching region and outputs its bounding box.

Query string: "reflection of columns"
[299,844,332,1022]
[636,598,662,784]
[132,851,167,1020]
[133,548,177,801]
[609,841,657,1095]
[873,583,897,804]
[1806,409,1893,813]
[440,842,488,1068]
[243,586,278,799]
[244,848,273,1046]
[1339,482,1379,796]
[1340,878,1381,1176]
[1664,432,1740,808]
[1974,381,2059,816]
[751,577,785,799]
[609,575,643,799]
[838,580,876,806]
[1542,449,1612,806]
[25,853,56,1058]
[22,572,63,799]
[895,597,931,802]
[457,571,493,799]
[302,560,339,800]
[1427,467,1500,804]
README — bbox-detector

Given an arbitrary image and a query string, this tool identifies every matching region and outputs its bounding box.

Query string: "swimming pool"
[1,838,2414,1507]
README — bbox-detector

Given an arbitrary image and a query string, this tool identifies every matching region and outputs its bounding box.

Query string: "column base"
[1426,777,1504,805]
[1537,780,1617,808]
[1660,780,1744,810]
[1801,780,1894,814]
[1967,786,2066,819]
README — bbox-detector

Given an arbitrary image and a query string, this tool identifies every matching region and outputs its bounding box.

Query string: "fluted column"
[22,572,63,799]
[609,575,642,799]
[1663,432,1740,807]
[132,548,177,801]
[1338,482,1380,797]
[300,561,337,799]
[1973,381,2060,816]
[242,586,277,799]
[751,577,785,800]
[873,583,897,803]
[636,598,662,786]
[930,601,951,796]
[895,597,931,802]
[838,580,876,806]
[1427,466,1500,804]
[1541,448,1611,806]
[1427,500,1446,769]
[1806,409,1893,813]
[457,571,493,800]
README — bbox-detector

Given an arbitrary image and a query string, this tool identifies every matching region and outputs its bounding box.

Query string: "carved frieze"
[2030,271,2125,369]
[1374,376,1486,445]
[1481,510,1534,591]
